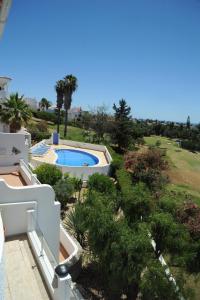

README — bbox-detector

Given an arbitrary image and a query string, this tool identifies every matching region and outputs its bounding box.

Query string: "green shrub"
[54,178,75,210]
[31,110,57,123]
[64,203,87,247]
[36,120,48,132]
[88,173,116,195]
[30,131,51,142]
[27,122,51,142]
[124,148,168,191]
[116,169,153,222]
[34,163,62,185]
[109,157,123,177]
[155,140,161,147]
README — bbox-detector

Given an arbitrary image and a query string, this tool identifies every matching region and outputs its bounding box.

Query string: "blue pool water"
[55,149,99,166]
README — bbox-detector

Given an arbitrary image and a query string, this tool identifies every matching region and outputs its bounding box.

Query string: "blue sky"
[1,0,200,122]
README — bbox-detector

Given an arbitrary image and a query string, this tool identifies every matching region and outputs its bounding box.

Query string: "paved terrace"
[5,235,50,300]
[0,172,26,187]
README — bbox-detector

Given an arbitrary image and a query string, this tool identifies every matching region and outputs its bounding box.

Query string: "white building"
[24,97,38,110]
[0,133,83,299]
[68,107,82,121]
[47,106,82,121]
[0,76,11,133]
[47,104,58,113]
[0,4,83,297]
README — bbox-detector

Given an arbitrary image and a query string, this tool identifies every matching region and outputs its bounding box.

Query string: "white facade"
[0,76,11,100]
[0,133,83,299]
[0,76,11,133]
[68,107,82,121]
[0,132,29,165]
[24,97,38,110]
[47,106,82,121]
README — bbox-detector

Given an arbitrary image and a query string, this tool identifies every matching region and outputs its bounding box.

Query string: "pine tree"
[111,99,133,151]
[186,115,190,129]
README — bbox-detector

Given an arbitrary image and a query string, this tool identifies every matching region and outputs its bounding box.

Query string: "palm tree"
[0,93,32,133]
[63,75,78,137]
[45,100,51,110]
[39,98,50,111]
[55,80,64,133]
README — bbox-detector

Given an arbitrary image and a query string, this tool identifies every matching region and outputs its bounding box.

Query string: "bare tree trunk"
[64,109,68,137]
[57,108,60,133]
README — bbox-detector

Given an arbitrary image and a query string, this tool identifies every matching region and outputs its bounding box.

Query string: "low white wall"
[19,159,39,185]
[0,133,29,166]
[28,229,82,300]
[28,230,55,298]
[0,122,9,133]
[0,202,36,236]
[60,225,78,260]
[57,164,110,181]
[0,180,60,260]
[46,138,112,164]
[31,139,112,180]
[0,165,19,174]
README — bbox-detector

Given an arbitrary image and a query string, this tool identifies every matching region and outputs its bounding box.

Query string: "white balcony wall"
[0,123,9,133]
[0,133,29,165]
[0,180,60,260]
[0,90,6,99]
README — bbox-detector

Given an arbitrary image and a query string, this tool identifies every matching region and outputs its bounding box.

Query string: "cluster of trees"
[38,98,51,111]
[27,120,51,142]
[132,117,200,152]
[65,162,199,299]
[124,148,168,191]
[76,105,200,153]
[77,99,144,152]
[34,164,82,212]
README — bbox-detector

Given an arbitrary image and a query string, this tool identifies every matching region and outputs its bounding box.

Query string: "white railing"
[27,210,83,300]
[19,159,40,185]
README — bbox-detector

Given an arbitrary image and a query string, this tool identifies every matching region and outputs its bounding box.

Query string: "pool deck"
[32,144,108,166]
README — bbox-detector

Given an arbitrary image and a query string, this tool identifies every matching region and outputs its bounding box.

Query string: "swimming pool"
[55,149,99,166]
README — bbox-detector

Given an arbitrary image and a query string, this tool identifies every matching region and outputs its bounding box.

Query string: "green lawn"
[48,124,85,142]
[145,136,200,203]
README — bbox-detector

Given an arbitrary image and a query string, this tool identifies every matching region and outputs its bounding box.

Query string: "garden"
[34,143,200,299]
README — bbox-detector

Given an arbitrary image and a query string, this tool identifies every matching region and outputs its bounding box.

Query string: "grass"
[144,136,200,202]
[144,137,200,299]
[48,124,85,142]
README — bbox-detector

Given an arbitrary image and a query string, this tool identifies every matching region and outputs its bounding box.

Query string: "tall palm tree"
[63,75,78,137]
[55,80,64,133]
[0,93,32,133]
